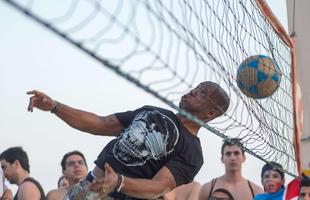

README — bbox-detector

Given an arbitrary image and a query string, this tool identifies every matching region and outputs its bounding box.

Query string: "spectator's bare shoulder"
[248,181,263,195]
[46,188,68,200]
[163,181,201,200]
[191,181,201,187]
[18,181,41,199]
[199,181,213,200]
[187,181,201,199]
[201,180,213,191]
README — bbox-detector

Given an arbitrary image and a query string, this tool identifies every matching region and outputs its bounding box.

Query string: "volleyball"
[236,55,282,99]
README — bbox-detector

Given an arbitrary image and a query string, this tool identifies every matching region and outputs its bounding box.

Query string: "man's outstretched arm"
[27,90,123,136]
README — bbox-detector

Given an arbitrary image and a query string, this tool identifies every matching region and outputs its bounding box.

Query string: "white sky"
[0,0,293,195]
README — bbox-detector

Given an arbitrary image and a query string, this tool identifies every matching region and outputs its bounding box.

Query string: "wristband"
[86,171,96,182]
[50,102,60,114]
[115,174,124,192]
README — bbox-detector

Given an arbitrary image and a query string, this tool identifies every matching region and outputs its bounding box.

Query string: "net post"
[256,0,302,176]
[291,36,303,176]
[255,0,293,49]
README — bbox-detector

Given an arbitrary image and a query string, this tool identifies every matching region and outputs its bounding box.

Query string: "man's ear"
[205,109,217,121]
[13,160,20,169]
[242,154,246,163]
[261,179,265,192]
[208,110,216,116]
[281,177,285,186]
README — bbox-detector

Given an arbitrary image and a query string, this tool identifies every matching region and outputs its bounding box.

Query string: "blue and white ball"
[236,55,282,99]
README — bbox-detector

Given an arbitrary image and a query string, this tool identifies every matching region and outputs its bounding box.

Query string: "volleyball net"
[1,0,301,176]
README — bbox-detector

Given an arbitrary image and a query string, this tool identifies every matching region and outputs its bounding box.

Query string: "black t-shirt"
[94,106,203,199]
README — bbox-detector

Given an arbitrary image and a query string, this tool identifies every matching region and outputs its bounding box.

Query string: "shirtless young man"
[199,138,263,200]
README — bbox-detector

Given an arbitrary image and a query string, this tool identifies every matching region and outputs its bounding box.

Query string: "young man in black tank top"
[0,147,45,200]
[199,138,263,200]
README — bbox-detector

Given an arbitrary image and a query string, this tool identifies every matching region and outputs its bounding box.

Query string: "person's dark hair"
[261,161,284,179]
[221,138,245,156]
[61,150,87,170]
[300,176,310,187]
[0,146,30,172]
[57,175,65,188]
[210,188,234,200]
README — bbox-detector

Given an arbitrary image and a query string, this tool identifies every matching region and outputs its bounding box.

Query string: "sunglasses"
[66,160,86,167]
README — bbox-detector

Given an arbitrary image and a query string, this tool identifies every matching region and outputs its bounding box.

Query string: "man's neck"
[17,171,30,186]
[69,179,83,187]
[177,115,201,136]
[222,170,244,183]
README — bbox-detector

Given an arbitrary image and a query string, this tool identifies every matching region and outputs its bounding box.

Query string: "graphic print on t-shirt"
[113,110,179,166]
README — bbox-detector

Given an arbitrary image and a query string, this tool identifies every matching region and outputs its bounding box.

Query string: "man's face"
[221,145,245,172]
[63,154,88,185]
[299,186,310,200]
[0,159,17,184]
[261,170,284,193]
[179,83,211,113]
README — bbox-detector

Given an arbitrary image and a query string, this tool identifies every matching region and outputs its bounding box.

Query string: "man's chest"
[215,181,254,200]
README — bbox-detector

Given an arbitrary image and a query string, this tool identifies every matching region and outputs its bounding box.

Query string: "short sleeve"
[115,106,151,127]
[165,144,203,186]
[114,110,135,128]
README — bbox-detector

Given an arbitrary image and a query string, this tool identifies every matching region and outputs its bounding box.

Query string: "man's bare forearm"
[53,102,123,136]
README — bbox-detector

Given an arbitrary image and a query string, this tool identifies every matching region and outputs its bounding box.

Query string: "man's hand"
[88,163,120,198]
[0,188,13,200]
[102,163,120,192]
[27,90,57,112]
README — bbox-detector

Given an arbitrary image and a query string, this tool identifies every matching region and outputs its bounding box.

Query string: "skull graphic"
[113,110,179,166]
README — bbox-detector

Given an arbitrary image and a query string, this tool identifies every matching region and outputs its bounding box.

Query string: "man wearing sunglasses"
[46,151,88,200]
[0,147,45,200]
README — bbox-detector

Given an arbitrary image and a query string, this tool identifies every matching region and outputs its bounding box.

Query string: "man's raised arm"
[27,90,123,136]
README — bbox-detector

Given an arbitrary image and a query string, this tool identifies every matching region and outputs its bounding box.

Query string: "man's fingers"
[27,96,37,112]
[27,90,53,112]
[105,163,112,169]
[26,90,41,95]
[27,90,39,112]
[104,163,113,174]
[26,90,36,95]
[27,103,33,112]
[26,90,46,97]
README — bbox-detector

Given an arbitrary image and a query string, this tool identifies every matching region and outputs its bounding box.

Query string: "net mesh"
[2,0,297,176]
